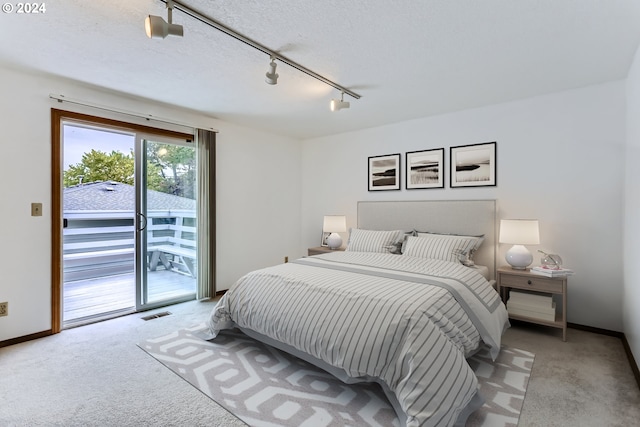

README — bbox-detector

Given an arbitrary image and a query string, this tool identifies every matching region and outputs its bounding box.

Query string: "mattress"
[208,251,509,426]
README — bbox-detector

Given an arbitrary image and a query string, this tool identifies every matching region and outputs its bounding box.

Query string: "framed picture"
[320,231,329,247]
[406,148,445,189]
[368,153,401,191]
[450,142,497,188]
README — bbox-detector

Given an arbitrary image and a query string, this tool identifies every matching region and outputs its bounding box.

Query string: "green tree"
[147,143,196,199]
[64,149,134,187]
[63,146,196,199]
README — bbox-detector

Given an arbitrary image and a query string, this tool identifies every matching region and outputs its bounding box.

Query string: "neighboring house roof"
[64,181,195,211]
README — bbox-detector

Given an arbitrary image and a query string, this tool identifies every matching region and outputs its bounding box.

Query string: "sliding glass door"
[136,135,197,310]
[61,121,197,326]
[62,124,137,324]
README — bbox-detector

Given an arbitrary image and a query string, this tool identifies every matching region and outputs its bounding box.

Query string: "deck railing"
[63,209,196,282]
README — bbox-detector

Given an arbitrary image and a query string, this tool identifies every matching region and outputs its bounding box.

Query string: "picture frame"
[320,231,329,247]
[406,148,445,189]
[450,142,497,188]
[368,153,401,191]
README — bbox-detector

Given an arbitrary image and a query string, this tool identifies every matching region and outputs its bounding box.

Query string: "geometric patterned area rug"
[138,325,534,427]
[465,345,534,427]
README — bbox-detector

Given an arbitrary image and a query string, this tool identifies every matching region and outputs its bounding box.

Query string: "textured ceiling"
[1,0,640,139]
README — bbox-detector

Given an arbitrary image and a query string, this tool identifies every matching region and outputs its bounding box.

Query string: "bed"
[207,200,509,427]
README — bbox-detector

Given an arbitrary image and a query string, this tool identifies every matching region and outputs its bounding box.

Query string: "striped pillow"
[402,234,482,264]
[346,228,404,253]
[415,232,484,264]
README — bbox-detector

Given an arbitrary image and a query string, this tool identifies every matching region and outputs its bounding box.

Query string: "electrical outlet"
[0,302,7,317]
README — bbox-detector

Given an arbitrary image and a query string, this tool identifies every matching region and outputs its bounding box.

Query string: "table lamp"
[323,215,347,249]
[499,219,540,269]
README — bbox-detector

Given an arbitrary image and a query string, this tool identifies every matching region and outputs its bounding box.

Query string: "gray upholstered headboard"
[357,200,497,280]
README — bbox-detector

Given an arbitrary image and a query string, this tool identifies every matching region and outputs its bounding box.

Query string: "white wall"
[215,121,303,288]
[0,67,302,342]
[302,81,626,332]
[624,45,640,364]
[1,64,630,342]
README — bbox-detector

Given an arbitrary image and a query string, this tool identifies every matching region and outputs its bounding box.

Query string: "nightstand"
[497,266,568,341]
[307,246,345,256]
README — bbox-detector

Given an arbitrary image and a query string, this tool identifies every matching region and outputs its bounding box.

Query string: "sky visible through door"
[63,125,134,170]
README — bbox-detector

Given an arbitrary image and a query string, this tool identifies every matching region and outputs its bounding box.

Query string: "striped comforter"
[208,252,509,427]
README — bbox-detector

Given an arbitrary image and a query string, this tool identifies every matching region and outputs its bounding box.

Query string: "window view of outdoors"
[62,124,197,324]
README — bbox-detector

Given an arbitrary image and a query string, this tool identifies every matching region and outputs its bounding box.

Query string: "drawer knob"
[527,280,532,285]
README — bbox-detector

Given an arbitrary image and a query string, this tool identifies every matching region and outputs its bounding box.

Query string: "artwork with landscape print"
[406,148,444,189]
[368,153,401,191]
[450,142,496,187]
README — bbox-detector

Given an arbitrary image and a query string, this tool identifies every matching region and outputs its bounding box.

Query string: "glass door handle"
[137,212,148,232]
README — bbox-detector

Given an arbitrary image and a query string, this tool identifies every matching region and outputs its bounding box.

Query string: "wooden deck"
[63,270,196,326]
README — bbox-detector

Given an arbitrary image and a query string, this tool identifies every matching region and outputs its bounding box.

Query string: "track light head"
[145,15,184,38]
[265,58,279,85]
[145,1,183,39]
[330,99,350,111]
[330,92,350,111]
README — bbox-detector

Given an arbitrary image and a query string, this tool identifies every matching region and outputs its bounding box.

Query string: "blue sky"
[63,124,135,170]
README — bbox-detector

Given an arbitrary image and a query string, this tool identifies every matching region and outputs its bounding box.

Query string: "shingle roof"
[64,181,195,211]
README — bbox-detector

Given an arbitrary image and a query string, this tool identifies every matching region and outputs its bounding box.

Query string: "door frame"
[51,109,195,333]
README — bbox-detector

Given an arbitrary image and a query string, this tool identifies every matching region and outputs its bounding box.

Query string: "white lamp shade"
[323,215,346,233]
[499,219,540,245]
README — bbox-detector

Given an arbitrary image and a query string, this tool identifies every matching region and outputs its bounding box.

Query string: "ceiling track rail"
[166,0,361,100]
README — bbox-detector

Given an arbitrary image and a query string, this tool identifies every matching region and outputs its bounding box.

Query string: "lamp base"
[326,233,342,250]
[505,244,533,270]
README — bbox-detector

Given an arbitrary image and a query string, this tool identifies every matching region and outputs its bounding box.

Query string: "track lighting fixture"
[265,57,279,85]
[330,92,350,112]
[145,0,184,39]
[144,0,361,107]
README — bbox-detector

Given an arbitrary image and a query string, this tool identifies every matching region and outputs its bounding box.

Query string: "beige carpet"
[139,325,534,427]
[2,300,637,426]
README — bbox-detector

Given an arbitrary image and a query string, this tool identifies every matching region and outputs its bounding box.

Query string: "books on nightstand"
[507,290,556,322]
[530,266,574,277]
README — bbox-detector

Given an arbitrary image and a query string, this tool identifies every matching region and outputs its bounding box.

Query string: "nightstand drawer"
[500,274,563,293]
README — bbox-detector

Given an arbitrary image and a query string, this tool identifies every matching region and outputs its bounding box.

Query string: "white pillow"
[403,234,483,264]
[346,228,404,253]
[414,231,484,253]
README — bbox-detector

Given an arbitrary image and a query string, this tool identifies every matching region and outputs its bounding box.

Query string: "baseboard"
[0,329,52,348]
[568,322,639,390]
[621,334,640,390]
[567,322,623,338]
